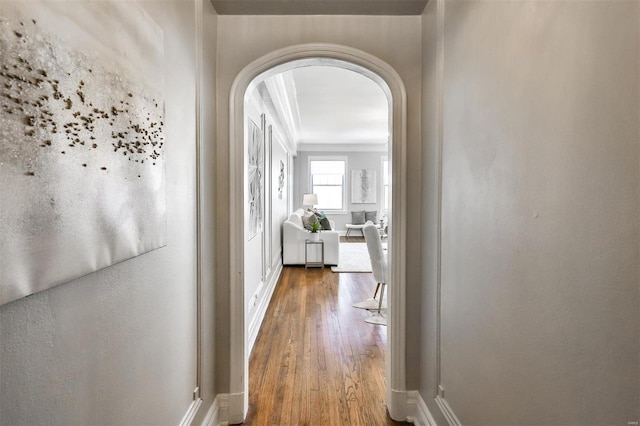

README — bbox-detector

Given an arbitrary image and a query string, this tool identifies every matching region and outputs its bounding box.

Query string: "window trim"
[308,155,348,213]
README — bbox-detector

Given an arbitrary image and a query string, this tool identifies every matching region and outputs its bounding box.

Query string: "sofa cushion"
[351,210,366,225]
[365,211,378,223]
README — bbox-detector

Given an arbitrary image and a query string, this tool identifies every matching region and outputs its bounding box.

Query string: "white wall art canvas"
[351,169,377,204]
[278,160,285,200]
[247,118,263,240]
[0,2,165,305]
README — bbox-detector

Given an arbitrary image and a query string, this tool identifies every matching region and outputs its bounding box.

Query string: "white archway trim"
[228,43,408,423]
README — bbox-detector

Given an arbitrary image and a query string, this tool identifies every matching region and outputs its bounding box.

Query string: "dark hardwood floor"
[244,265,406,425]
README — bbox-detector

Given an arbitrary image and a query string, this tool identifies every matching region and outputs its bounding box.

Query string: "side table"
[305,239,324,269]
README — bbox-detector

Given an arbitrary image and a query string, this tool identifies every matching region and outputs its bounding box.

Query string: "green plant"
[309,221,320,233]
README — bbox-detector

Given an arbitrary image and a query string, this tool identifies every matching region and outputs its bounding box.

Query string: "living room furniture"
[345,210,380,237]
[305,239,324,269]
[345,222,381,237]
[363,221,388,325]
[283,209,339,265]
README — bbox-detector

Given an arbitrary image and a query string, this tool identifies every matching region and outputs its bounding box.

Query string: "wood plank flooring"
[243,265,407,425]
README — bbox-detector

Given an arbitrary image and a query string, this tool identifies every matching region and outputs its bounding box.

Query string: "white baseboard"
[226,391,245,425]
[435,395,461,426]
[388,387,409,421]
[201,394,229,426]
[247,261,282,354]
[179,398,203,426]
[209,390,439,426]
[247,261,283,354]
[201,397,218,426]
[407,391,438,426]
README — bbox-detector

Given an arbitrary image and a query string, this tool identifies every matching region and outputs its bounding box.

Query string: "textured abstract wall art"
[278,160,285,200]
[351,169,377,204]
[0,2,165,305]
[247,118,263,240]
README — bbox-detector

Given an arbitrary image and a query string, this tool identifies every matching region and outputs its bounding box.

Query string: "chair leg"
[373,282,381,300]
[377,284,385,314]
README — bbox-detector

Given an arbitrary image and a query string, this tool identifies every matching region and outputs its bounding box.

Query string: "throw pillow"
[319,216,331,230]
[365,211,377,223]
[302,212,319,230]
[351,210,366,225]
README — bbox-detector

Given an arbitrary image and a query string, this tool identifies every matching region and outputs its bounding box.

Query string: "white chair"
[359,221,388,325]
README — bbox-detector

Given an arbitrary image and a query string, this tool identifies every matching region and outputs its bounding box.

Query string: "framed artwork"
[247,117,263,240]
[278,160,285,200]
[0,2,165,305]
[351,169,377,204]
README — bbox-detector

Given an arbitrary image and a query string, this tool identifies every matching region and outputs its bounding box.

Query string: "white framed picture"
[351,169,377,203]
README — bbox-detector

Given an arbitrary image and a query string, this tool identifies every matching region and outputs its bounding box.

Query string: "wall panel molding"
[247,262,283,354]
[407,390,439,426]
[179,398,203,426]
[435,396,461,426]
[201,394,225,426]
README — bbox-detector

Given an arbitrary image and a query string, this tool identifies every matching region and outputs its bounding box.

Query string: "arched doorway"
[228,43,408,422]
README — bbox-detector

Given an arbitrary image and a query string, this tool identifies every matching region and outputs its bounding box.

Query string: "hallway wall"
[420,0,640,423]
[0,1,203,424]
[213,15,423,391]
[243,90,293,352]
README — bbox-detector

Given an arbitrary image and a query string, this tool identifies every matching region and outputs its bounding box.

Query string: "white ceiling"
[260,65,389,151]
[215,0,421,151]
[211,0,428,15]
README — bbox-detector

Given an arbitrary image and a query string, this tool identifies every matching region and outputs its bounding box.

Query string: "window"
[309,158,346,210]
[382,158,389,211]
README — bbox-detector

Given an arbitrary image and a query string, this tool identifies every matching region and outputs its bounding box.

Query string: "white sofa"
[283,209,340,266]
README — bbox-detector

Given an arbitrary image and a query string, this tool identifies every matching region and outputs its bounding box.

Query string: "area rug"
[331,243,372,272]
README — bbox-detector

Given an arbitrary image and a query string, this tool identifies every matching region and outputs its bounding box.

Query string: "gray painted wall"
[0,1,201,424]
[294,150,388,231]
[420,0,640,423]
[214,14,423,391]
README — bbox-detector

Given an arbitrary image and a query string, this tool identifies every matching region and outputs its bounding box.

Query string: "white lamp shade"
[303,193,318,206]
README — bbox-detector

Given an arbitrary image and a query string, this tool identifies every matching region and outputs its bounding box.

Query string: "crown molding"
[263,72,300,153]
[298,142,387,152]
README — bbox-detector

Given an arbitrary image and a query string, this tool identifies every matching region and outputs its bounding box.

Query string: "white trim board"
[179,398,203,426]
[407,391,439,426]
[435,395,461,426]
[247,261,283,354]
[298,142,388,152]
[201,394,228,426]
